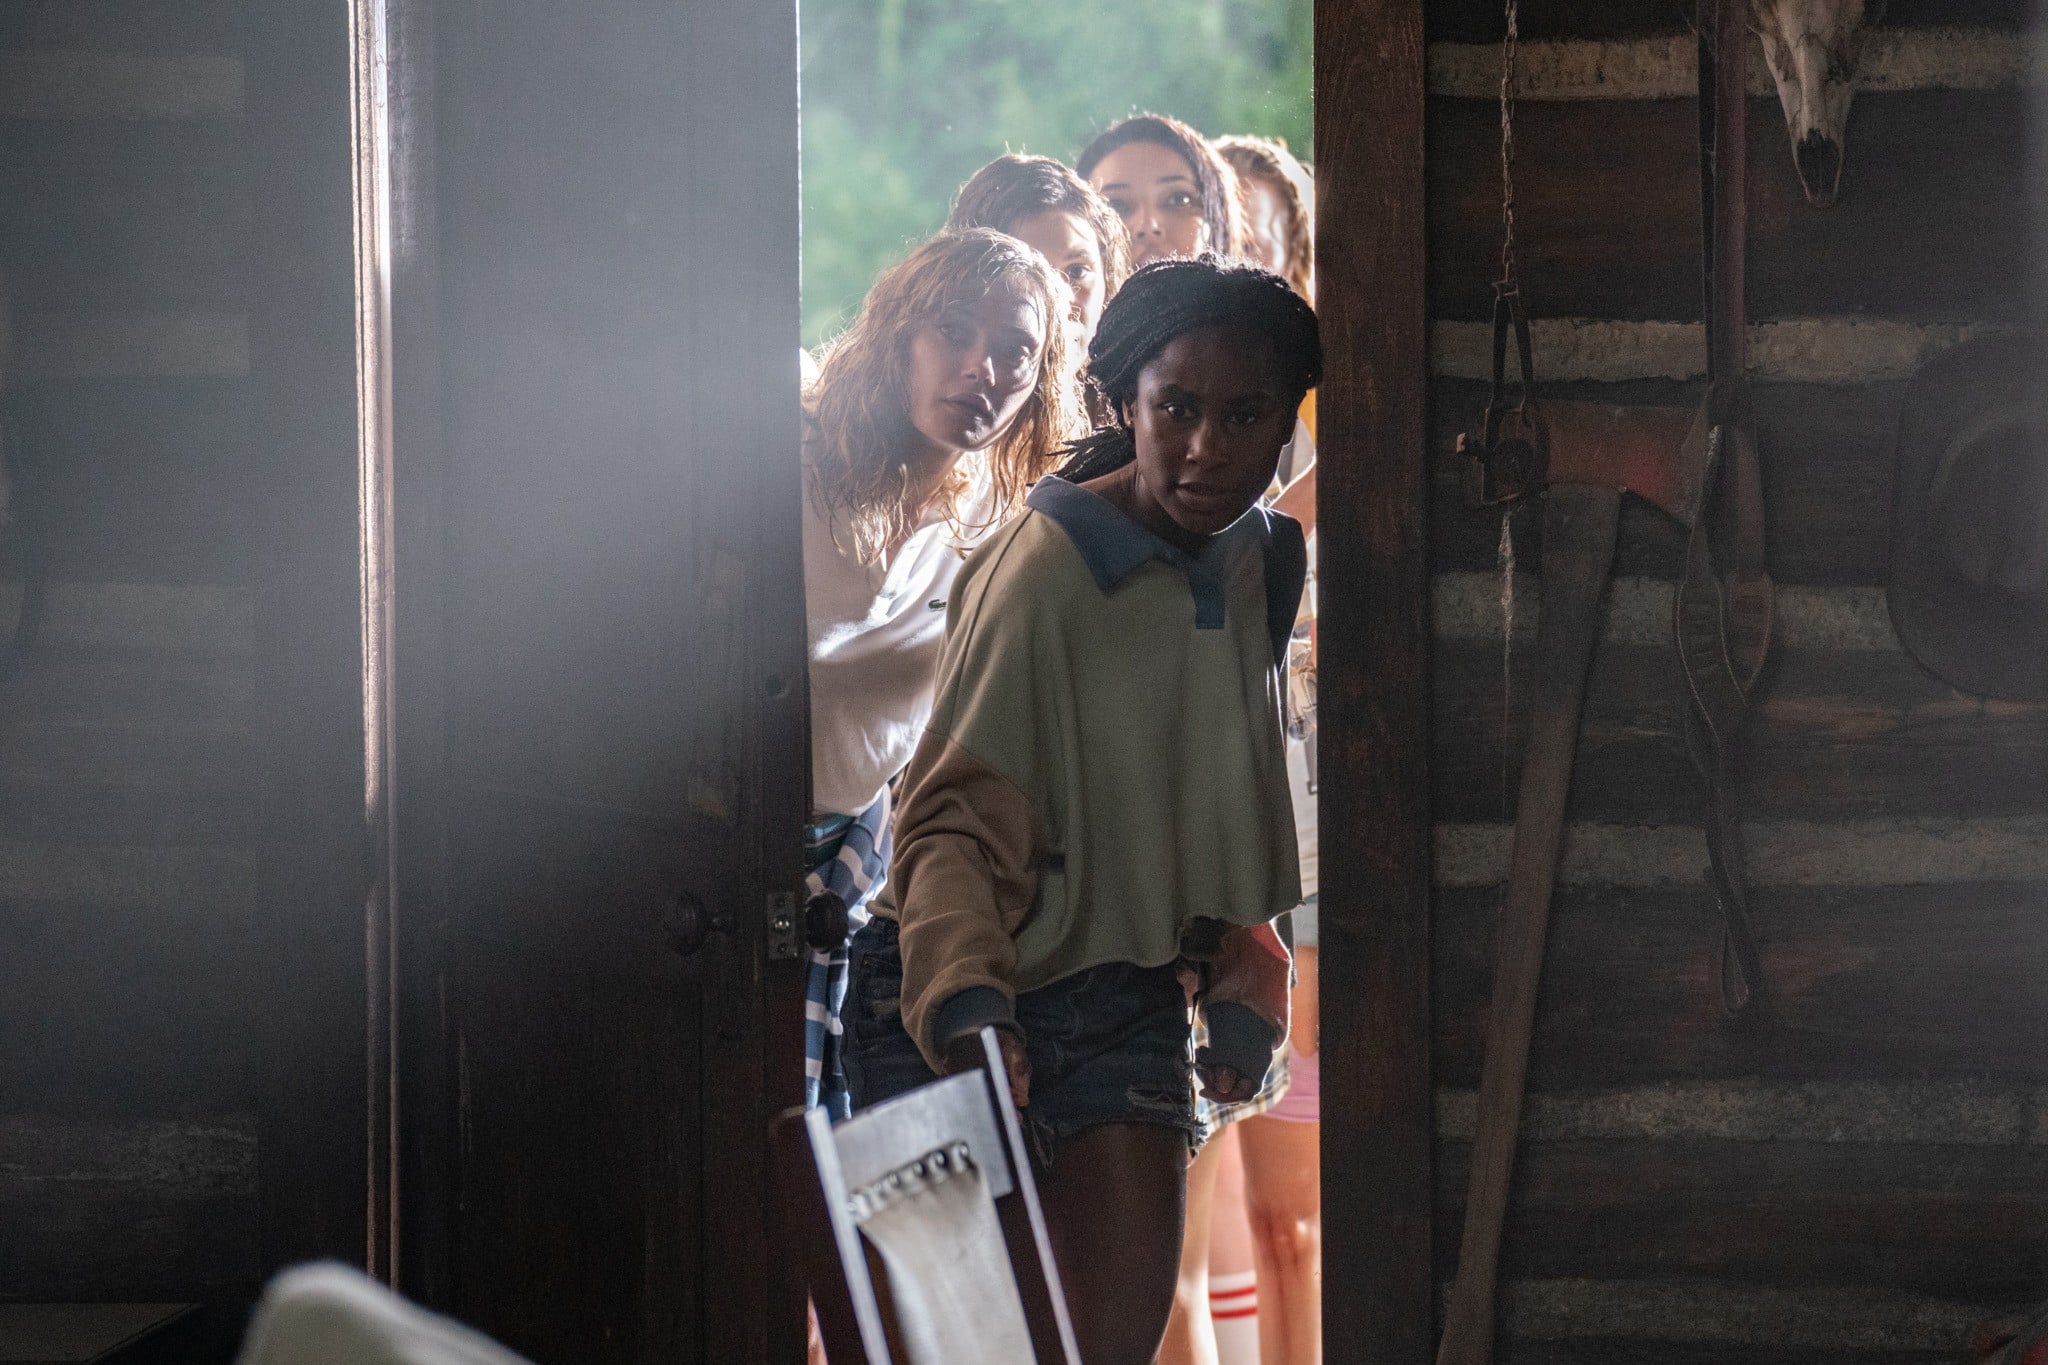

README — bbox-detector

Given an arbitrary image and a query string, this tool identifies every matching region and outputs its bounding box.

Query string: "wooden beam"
[1490,1278,2016,1352]
[1433,574,1902,651]
[0,900,279,1113]
[1317,0,1433,1359]
[1433,642,2048,823]
[1424,0,2029,43]
[1495,1344,1953,1365]
[0,139,249,313]
[15,313,249,380]
[1434,1077,2048,1145]
[0,582,253,652]
[1434,882,2048,1087]
[1437,1139,2048,1300]
[1428,92,2028,324]
[4,384,260,585]
[1430,318,1998,385]
[1428,30,2035,101]
[0,53,243,119]
[0,2,243,52]
[1434,815,2048,888]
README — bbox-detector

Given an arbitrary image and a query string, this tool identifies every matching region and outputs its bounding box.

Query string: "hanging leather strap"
[1677,0,1773,1014]
[1488,282,1537,438]
[1676,412,1771,1012]
[1462,283,1550,507]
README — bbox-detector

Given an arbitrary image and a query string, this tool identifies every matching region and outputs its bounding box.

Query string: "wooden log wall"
[0,3,366,1352]
[1424,2,2048,1359]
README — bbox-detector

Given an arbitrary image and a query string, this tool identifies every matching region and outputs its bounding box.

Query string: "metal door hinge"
[765,891,801,961]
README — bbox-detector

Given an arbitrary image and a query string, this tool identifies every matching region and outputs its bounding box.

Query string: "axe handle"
[1438,483,1622,1365]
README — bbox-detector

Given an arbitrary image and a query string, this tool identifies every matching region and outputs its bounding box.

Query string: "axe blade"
[1540,399,1711,529]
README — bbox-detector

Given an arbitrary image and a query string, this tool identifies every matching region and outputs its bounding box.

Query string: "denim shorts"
[841,917,1200,1164]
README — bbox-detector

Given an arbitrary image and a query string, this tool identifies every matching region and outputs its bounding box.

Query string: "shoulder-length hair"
[946,154,1132,301]
[1076,114,1243,259]
[806,228,1078,565]
[1214,134,1314,302]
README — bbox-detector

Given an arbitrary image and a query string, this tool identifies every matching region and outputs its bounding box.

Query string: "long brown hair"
[946,154,1132,302]
[1215,135,1314,302]
[805,229,1077,565]
[1076,114,1243,259]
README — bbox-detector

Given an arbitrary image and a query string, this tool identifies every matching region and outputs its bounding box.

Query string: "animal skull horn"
[1750,0,1887,207]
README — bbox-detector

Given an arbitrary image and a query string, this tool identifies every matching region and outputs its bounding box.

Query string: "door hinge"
[765,891,801,961]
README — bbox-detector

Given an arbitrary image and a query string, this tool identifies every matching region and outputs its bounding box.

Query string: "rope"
[1496,0,1521,300]
[1495,0,1523,819]
[1497,508,1517,816]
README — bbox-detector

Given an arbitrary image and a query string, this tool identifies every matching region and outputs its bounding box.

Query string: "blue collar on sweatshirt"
[1025,475,1304,665]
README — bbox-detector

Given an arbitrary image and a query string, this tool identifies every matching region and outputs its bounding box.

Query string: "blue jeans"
[841,917,1201,1166]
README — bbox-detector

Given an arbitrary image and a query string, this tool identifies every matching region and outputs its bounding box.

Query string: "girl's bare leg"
[1242,942,1320,1363]
[1158,1133,1223,1365]
[1206,1125,1263,1362]
[1240,1116,1320,1363]
[1039,1123,1190,1365]
[805,1299,828,1365]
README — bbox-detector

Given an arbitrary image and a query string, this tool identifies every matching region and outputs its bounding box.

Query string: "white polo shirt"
[804,453,998,818]
[1274,423,1318,899]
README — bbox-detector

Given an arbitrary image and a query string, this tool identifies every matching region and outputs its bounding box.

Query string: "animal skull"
[1750,0,1887,207]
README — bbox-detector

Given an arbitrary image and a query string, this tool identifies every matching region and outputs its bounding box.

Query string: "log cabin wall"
[0,2,367,1352]
[1425,1,2048,1359]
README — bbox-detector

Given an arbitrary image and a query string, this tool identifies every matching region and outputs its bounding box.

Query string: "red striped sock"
[1209,1270,1261,1363]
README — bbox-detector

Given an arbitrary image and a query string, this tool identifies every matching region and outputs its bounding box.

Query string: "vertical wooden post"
[242,0,376,1280]
[1315,0,1434,1360]
[378,0,458,1311]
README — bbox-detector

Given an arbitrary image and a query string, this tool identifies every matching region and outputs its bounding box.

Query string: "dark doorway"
[367,2,812,1361]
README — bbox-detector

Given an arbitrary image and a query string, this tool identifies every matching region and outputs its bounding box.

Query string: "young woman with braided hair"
[1077,114,1244,271]
[843,257,1321,1365]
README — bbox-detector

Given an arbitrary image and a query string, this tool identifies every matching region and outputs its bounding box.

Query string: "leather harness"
[1681,0,1773,1014]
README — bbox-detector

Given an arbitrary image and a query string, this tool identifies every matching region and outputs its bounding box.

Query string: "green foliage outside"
[801,0,1314,347]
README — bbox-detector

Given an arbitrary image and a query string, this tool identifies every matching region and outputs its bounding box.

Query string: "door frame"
[353,0,1438,1357]
[1315,1,1436,1361]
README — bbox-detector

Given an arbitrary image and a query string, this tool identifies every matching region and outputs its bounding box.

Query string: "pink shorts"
[1261,1045,1319,1124]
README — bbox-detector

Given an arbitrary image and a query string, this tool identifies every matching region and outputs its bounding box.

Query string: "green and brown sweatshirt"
[870,474,1307,1073]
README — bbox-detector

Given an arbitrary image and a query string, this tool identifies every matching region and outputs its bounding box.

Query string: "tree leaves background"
[802,0,1314,346]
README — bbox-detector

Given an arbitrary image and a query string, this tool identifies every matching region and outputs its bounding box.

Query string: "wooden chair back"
[774,1029,1079,1365]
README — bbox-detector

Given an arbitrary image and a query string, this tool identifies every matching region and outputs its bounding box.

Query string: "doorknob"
[664,891,715,956]
[803,890,849,951]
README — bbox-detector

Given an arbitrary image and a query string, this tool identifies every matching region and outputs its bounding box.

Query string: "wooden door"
[388,3,808,1361]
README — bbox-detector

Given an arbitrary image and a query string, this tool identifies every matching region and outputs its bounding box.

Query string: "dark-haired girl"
[843,258,1321,1365]
[1078,114,1242,270]
[948,153,1130,352]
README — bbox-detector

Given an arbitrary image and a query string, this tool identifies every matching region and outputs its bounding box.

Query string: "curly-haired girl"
[801,228,1077,1118]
